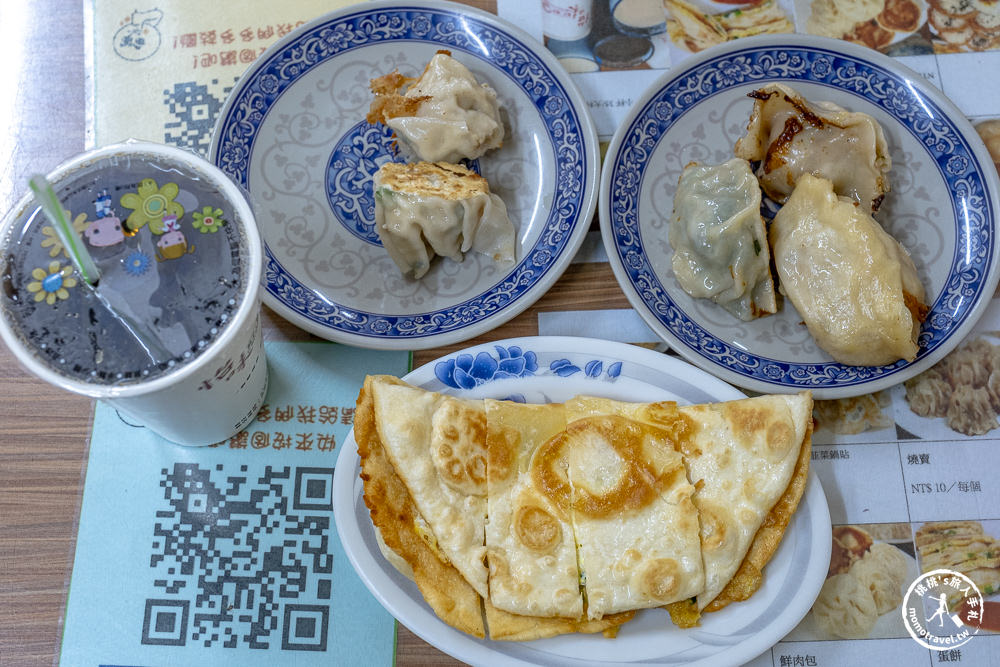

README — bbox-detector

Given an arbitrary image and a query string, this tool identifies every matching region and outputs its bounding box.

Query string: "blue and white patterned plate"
[334,336,831,666]
[210,0,598,349]
[600,34,1000,399]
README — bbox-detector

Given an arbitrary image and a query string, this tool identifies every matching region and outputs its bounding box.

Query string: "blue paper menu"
[60,341,409,666]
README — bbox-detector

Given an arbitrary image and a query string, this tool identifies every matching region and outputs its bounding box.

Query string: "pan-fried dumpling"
[373,161,515,279]
[734,83,891,213]
[367,50,504,163]
[770,174,927,366]
[669,158,777,320]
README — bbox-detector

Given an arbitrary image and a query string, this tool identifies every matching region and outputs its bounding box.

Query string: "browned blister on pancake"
[684,392,812,613]
[430,397,489,497]
[370,378,490,597]
[703,414,813,613]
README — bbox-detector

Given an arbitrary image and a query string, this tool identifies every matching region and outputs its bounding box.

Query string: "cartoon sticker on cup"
[155,215,195,261]
[84,216,126,248]
[0,141,266,446]
[84,189,126,248]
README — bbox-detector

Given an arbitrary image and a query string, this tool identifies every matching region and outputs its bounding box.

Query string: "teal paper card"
[60,341,409,666]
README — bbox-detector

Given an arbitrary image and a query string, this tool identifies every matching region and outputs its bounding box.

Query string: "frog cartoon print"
[155,214,195,261]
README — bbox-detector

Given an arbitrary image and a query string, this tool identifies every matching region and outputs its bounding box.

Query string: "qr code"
[142,463,334,651]
[163,79,238,156]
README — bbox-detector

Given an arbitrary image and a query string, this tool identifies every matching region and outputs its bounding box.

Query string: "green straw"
[29,174,101,285]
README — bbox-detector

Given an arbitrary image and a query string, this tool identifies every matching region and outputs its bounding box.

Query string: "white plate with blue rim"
[600,34,1000,399]
[333,336,831,667]
[210,0,598,350]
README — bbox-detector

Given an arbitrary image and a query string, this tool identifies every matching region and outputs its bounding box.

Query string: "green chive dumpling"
[669,158,777,321]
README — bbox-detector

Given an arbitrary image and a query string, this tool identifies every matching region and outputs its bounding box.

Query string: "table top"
[0,3,627,665]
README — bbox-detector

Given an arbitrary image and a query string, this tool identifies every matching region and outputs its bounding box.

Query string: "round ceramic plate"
[600,34,1000,399]
[211,0,598,349]
[333,336,832,666]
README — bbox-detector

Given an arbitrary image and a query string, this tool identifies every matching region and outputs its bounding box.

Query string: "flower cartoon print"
[123,250,152,276]
[40,212,89,257]
[26,261,77,305]
[119,179,184,234]
[191,206,226,233]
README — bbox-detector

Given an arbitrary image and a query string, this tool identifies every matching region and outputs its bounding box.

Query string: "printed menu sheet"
[87,0,1000,663]
[498,0,1000,137]
[60,341,409,665]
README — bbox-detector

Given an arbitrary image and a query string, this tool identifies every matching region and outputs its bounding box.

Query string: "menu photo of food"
[797,0,1000,53]
[786,523,918,640]
[541,0,676,72]
[915,520,1000,632]
[540,0,799,72]
[794,0,935,54]
[812,391,896,443]
[979,118,1000,172]
[898,329,1000,438]
[894,123,1000,438]
[925,0,1000,53]
[662,0,795,52]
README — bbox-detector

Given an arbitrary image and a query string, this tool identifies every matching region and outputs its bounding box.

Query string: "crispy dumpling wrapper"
[770,174,927,366]
[374,161,515,279]
[734,83,891,213]
[368,50,504,163]
[669,158,777,320]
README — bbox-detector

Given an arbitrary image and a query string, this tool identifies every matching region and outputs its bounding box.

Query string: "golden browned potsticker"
[734,82,891,213]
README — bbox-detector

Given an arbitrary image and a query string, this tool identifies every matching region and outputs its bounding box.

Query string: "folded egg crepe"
[356,376,486,638]
[561,398,705,619]
[355,374,814,640]
[358,376,629,641]
[484,399,582,619]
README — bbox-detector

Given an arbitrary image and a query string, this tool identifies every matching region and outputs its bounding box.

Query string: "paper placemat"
[89,0,355,150]
[60,341,408,665]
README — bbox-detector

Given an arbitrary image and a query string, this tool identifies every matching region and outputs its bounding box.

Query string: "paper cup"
[542,0,594,41]
[0,141,267,446]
